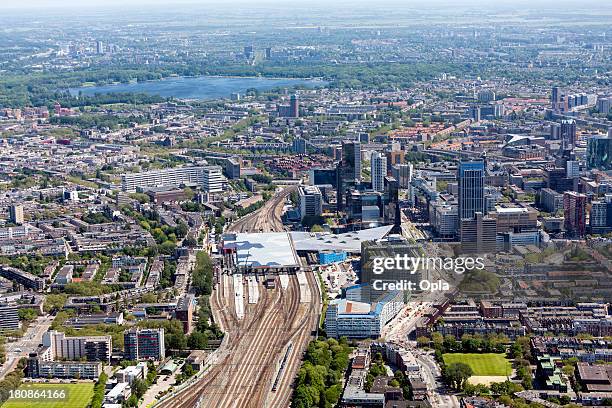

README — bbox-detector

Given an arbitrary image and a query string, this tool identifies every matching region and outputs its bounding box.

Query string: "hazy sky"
[1,0,609,9]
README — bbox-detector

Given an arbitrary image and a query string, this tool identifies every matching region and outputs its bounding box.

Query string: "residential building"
[8,204,24,225]
[120,166,224,193]
[563,191,587,238]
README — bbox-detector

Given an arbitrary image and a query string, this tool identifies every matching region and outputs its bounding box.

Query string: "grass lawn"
[442,353,512,376]
[3,383,94,408]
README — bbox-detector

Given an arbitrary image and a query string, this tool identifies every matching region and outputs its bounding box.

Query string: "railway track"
[228,186,296,233]
[158,184,318,408]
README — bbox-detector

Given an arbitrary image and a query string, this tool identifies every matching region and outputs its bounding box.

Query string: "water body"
[70,76,327,100]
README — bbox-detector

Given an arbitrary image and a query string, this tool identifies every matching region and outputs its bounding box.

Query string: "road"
[415,351,460,408]
[0,314,54,380]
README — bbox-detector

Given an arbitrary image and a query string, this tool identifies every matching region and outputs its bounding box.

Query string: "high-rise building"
[477,89,496,102]
[243,45,253,59]
[292,137,307,154]
[336,141,361,210]
[124,328,165,361]
[265,47,272,60]
[458,160,485,220]
[298,186,323,220]
[391,163,413,189]
[566,160,580,178]
[360,236,421,303]
[563,191,587,238]
[460,212,497,254]
[8,204,24,225]
[560,119,577,148]
[289,94,299,118]
[202,166,224,193]
[96,41,104,54]
[370,152,387,192]
[586,133,612,170]
[42,330,112,363]
[589,200,611,234]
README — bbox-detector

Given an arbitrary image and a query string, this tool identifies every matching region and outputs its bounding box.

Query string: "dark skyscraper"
[458,160,485,220]
[336,140,361,210]
[564,191,586,238]
[586,133,612,170]
[560,119,577,148]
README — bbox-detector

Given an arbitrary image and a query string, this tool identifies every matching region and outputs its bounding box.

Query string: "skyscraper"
[336,140,362,210]
[560,119,577,148]
[458,160,485,220]
[370,152,387,192]
[563,191,587,238]
[586,132,612,170]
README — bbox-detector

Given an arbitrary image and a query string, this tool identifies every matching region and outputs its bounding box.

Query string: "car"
[14,348,22,353]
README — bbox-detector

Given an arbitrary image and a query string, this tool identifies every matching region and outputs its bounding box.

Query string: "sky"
[1,0,609,9]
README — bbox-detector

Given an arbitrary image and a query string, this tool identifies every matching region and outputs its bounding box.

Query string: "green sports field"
[442,353,512,376]
[2,383,94,408]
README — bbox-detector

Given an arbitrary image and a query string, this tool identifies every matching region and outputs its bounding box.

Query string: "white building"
[325,291,404,339]
[298,186,323,220]
[370,152,387,192]
[120,166,224,193]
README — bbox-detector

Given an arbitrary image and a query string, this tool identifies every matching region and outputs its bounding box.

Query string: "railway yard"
[160,185,320,408]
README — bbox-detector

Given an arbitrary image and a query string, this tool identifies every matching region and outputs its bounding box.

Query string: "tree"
[416,336,430,348]
[443,362,473,391]
[132,378,147,399]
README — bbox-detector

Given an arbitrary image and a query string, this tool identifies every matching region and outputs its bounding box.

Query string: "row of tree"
[292,338,352,408]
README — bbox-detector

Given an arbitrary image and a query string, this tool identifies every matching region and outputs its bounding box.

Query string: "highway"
[159,184,320,408]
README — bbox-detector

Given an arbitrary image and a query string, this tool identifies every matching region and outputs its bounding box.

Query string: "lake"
[70,76,327,100]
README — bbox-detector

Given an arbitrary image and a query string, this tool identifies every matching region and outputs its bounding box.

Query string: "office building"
[309,168,337,187]
[566,160,580,178]
[121,166,223,193]
[370,152,387,192]
[202,166,224,193]
[586,133,612,170]
[560,119,577,148]
[9,204,24,225]
[298,186,323,220]
[458,160,485,219]
[360,236,421,304]
[391,163,412,189]
[589,198,612,234]
[325,291,404,339]
[96,40,104,54]
[124,328,165,361]
[460,212,497,254]
[337,140,362,210]
[490,206,538,233]
[563,191,587,238]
